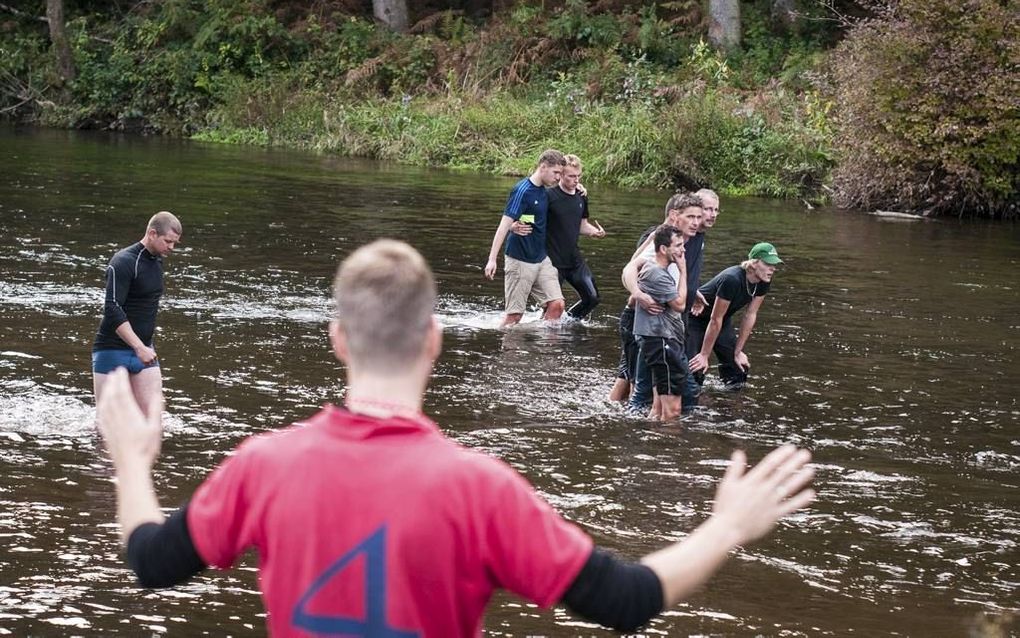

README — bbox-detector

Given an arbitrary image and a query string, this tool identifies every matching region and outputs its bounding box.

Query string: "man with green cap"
[688,242,782,389]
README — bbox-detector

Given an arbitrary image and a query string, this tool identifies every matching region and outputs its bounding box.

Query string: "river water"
[0,127,1017,636]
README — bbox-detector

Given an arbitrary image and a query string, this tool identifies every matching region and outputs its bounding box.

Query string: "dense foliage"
[831,0,1019,217]
[1,0,1014,215]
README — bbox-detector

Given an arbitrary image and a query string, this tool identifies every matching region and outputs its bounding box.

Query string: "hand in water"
[96,368,163,471]
[734,351,750,372]
[712,445,815,544]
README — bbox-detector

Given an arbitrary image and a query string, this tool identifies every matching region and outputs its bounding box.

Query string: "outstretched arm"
[562,444,814,630]
[484,216,515,280]
[641,445,814,606]
[98,369,208,587]
[96,368,164,544]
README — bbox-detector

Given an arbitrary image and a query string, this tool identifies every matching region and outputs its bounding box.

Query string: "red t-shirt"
[187,405,593,637]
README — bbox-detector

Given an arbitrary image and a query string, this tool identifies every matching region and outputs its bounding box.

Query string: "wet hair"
[333,240,436,372]
[537,149,566,167]
[653,224,681,253]
[564,154,582,170]
[147,211,182,236]
[663,193,703,218]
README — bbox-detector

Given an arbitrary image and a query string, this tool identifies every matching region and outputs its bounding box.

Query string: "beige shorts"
[504,255,563,315]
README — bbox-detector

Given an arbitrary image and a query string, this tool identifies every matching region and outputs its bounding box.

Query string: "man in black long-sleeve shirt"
[96,239,815,636]
[92,211,182,418]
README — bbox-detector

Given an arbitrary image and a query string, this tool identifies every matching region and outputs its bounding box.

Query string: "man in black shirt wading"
[92,211,182,417]
[544,154,606,320]
[688,242,782,389]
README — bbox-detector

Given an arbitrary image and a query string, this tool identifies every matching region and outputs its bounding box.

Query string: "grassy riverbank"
[0,1,836,199]
[2,0,1015,215]
[193,80,831,198]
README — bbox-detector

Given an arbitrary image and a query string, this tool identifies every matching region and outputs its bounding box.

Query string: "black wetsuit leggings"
[686,316,748,388]
[558,259,601,320]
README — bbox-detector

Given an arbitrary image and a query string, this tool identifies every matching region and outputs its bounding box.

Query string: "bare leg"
[542,299,565,321]
[649,389,662,420]
[129,367,164,419]
[93,372,109,407]
[608,378,632,402]
[660,395,681,421]
[501,313,524,327]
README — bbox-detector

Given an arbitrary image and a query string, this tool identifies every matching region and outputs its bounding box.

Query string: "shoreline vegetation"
[1,0,1016,218]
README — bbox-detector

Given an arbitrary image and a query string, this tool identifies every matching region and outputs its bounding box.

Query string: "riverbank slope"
[1,0,1015,216]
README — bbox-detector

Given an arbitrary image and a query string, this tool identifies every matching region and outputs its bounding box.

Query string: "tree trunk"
[373,0,409,32]
[708,0,741,52]
[46,0,75,84]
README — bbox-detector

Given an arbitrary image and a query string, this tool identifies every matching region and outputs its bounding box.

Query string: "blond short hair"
[334,240,436,372]
[564,154,582,170]
[147,211,182,236]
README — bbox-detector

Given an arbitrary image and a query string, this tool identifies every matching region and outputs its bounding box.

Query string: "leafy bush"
[1,0,836,200]
[0,28,52,117]
[665,87,831,197]
[831,0,1019,217]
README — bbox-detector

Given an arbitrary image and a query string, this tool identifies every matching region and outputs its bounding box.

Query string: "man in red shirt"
[98,239,815,636]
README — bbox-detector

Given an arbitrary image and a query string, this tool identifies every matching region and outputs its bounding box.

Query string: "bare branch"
[0,2,49,22]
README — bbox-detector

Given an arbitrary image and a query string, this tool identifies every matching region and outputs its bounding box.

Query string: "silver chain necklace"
[745,275,758,297]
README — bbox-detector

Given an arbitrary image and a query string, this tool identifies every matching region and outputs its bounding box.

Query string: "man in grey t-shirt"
[633,225,689,421]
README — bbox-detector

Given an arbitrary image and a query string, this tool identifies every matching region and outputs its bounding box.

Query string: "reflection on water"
[0,127,1017,636]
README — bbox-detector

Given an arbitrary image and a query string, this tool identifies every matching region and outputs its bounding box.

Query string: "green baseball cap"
[748,242,783,265]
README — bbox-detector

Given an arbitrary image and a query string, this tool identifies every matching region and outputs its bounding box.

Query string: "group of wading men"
[93,156,811,636]
[484,149,783,420]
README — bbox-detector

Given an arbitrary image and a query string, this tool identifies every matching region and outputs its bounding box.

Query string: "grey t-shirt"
[634,264,685,340]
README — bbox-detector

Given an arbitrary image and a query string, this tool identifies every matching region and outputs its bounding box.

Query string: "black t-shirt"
[545,186,589,269]
[684,233,705,312]
[696,265,770,323]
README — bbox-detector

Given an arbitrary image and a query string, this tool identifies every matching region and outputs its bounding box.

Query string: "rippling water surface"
[1,127,1017,636]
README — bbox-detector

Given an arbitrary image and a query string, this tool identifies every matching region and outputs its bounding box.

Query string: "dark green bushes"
[665,87,831,197]
[1,0,835,199]
[3,0,301,132]
[831,0,1019,217]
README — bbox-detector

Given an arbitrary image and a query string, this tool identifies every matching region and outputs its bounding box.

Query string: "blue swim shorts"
[92,349,160,374]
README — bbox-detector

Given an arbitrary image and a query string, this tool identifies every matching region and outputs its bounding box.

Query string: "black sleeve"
[102,260,130,329]
[561,547,664,632]
[126,502,207,588]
